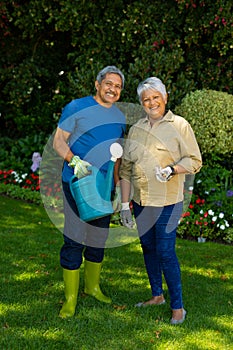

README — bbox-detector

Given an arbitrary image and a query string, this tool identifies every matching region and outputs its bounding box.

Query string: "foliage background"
[0,0,232,138]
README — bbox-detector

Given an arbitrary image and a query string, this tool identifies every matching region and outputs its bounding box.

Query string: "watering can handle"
[69,175,78,199]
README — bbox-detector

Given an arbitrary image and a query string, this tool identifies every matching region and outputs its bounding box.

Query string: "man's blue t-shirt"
[58,96,126,183]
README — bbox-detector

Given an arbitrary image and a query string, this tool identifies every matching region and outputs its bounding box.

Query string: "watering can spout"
[69,143,123,222]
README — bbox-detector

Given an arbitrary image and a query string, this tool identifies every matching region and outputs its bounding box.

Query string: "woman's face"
[141,89,167,120]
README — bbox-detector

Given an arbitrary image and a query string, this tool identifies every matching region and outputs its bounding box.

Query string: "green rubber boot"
[84,260,111,303]
[59,268,80,318]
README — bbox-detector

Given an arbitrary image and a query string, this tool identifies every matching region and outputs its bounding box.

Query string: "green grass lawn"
[0,195,232,350]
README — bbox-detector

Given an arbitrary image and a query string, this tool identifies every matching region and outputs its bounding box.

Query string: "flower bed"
[1,165,232,244]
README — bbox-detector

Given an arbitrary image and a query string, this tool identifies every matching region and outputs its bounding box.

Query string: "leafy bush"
[177,165,233,243]
[174,89,233,164]
[175,89,233,244]
[0,134,48,173]
[0,183,42,205]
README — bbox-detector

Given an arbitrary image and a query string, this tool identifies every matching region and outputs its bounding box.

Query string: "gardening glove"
[112,186,121,212]
[155,166,175,182]
[69,155,91,179]
[120,202,136,229]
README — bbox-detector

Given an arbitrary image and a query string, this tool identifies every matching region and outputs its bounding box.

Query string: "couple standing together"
[53,65,202,324]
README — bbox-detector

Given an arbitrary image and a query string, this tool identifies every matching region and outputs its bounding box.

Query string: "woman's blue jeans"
[133,201,183,310]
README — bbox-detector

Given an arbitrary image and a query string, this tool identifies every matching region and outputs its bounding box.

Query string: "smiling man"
[53,66,126,318]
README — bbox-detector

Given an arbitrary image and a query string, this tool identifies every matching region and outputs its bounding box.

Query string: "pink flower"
[153,41,159,48]
[221,18,227,26]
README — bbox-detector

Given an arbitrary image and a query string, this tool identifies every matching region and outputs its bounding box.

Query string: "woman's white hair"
[137,77,167,103]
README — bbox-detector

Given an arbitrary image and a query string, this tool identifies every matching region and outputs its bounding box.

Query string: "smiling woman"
[120,76,202,325]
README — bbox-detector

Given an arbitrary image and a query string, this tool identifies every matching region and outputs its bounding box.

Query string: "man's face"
[94,73,123,107]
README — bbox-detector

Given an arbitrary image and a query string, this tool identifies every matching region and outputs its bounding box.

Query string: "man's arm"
[53,127,73,163]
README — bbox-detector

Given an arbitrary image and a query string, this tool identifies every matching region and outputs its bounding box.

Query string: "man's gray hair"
[137,77,167,103]
[96,66,125,89]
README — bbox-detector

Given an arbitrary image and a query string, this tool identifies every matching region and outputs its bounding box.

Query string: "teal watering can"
[69,143,123,222]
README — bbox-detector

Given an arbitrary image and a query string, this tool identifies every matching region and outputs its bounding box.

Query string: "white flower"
[189,186,194,191]
[220,225,225,230]
[208,210,214,216]
[225,220,229,227]
[200,210,204,214]
[12,171,19,178]
[212,216,217,222]
[196,179,202,184]
[12,171,21,182]
[219,212,224,219]
[205,191,209,195]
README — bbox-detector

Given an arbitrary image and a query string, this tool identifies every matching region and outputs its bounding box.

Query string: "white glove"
[112,186,121,212]
[155,166,174,182]
[69,155,91,179]
[120,202,135,229]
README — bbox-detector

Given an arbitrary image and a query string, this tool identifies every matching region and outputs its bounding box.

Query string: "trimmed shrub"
[175,89,233,163]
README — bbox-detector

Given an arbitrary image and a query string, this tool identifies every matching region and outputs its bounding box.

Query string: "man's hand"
[112,186,121,212]
[69,155,91,178]
[155,166,175,182]
[120,202,135,229]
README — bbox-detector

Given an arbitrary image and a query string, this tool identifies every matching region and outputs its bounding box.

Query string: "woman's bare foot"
[135,295,166,307]
[170,308,186,325]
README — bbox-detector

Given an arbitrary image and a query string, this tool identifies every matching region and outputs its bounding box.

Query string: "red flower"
[182,211,190,217]
[196,198,205,204]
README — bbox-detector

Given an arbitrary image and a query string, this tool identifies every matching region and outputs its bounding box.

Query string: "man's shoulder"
[60,96,97,123]
[66,96,96,110]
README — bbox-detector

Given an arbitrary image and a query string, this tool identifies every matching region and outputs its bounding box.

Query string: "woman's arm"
[120,178,131,203]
